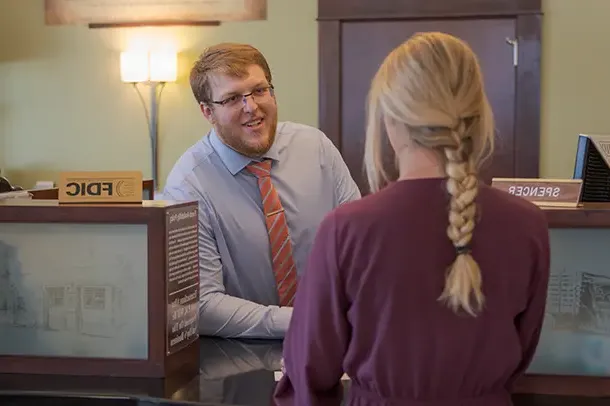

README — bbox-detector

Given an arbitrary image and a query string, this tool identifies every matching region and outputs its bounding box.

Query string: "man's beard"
[215,114,278,158]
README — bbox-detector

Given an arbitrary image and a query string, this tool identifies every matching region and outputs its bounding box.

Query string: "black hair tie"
[456,245,471,255]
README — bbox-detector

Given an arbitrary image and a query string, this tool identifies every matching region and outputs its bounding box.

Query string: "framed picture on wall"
[44,0,267,26]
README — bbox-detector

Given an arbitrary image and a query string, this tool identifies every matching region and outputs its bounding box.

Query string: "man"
[162,43,360,339]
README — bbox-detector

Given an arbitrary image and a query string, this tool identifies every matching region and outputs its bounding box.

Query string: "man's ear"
[200,102,216,124]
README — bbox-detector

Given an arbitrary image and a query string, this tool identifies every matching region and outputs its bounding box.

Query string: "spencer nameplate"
[491,178,582,207]
[58,171,143,204]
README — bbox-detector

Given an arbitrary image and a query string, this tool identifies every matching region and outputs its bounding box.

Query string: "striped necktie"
[246,159,298,306]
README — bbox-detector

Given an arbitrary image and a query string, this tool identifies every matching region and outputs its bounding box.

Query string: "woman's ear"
[384,115,410,154]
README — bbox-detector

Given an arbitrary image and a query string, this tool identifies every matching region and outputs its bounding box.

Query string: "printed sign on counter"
[58,171,143,204]
[491,178,583,207]
[165,205,200,355]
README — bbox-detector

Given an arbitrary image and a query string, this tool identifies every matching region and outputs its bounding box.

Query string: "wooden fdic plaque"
[44,0,267,25]
[0,199,200,378]
[58,171,143,204]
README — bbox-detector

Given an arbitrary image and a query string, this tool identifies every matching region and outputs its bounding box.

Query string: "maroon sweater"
[273,177,550,406]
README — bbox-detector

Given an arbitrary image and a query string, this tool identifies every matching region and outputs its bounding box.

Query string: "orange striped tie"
[247,159,298,306]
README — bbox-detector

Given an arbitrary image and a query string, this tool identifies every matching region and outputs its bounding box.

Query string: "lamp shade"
[150,51,178,82]
[120,51,177,83]
[120,51,149,83]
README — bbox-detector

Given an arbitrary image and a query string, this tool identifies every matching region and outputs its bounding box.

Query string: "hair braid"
[438,120,484,316]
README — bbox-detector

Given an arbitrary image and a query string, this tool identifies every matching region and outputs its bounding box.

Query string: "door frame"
[318,0,542,179]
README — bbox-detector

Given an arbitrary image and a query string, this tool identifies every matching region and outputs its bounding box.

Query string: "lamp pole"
[131,81,166,191]
[148,81,164,190]
[121,50,177,191]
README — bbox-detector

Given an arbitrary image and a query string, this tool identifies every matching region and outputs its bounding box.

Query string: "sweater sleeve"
[273,212,350,406]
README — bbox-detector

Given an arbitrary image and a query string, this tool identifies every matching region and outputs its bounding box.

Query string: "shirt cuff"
[271,306,293,337]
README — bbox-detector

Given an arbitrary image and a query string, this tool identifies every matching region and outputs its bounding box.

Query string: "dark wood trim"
[143,179,155,199]
[318,20,342,149]
[0,204,156,223]
[148,212,167,372]
[165,341,200,379]
[0,356,163,378]
[544,204,610,228]
[514,14,542,178]
[0,372,193,399]
[88,21,221,29]
[516,374,610,397]
[318,0,542,21]
[27,188,58,200]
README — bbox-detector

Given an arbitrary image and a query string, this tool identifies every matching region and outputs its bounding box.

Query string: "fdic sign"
[58,171,143,204]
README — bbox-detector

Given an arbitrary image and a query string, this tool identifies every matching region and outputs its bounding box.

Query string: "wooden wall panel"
[340,18,517,191]
[319,0,542,20]
[318,0,543,193]
[514,14,543,177]
[318,21,342,149]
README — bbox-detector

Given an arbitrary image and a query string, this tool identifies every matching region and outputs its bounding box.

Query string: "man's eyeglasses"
[210,85,275,109]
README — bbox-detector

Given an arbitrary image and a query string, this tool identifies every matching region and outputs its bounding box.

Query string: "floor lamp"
[120,50,177,190]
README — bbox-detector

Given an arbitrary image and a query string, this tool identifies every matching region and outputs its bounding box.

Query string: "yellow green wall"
[0,0,607,187]
[0,0,317,187]
[539,0,610,178]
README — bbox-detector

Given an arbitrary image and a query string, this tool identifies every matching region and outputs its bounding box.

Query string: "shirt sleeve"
[321,134,361,206]
[163,182,292,339]
[199,339,283,379]
[273,211,349,406]
[508,212,551,388]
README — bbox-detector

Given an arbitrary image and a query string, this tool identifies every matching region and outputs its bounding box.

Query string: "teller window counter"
[0,199,200,382]
[516,204,610,397]
[4,201,610,405]
[3,335,606,406]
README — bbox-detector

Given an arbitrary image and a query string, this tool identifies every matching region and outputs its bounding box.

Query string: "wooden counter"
[2,201,610,394]
[0,199,200,380]
[516,204,610,396]
[545,204,610,228]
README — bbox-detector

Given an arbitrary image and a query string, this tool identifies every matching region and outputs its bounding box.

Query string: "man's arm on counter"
[163,184,292,339]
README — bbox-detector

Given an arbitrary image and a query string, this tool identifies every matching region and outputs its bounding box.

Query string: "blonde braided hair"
[364,32,494,317]
[437,120,484,316]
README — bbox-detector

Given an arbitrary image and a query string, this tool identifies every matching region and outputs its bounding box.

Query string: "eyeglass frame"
[204,84,275,109]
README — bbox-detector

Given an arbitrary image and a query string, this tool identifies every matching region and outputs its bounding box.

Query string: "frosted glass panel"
[528,228,610,376]
[0,223,148,359]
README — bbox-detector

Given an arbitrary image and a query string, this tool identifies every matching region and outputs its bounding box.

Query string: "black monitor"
[573,134,610,202]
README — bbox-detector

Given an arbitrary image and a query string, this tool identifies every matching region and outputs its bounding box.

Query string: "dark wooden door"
[318,0,559,396]
[340,19,517,193]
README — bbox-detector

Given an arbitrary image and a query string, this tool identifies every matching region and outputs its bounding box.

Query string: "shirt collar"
[209,128,281,175]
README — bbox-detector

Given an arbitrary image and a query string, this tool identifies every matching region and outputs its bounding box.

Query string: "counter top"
[0,337,608,405]
[0,199,182,208]
[544,203,610,228]
[4,199,610,229]
[0,199,195,224]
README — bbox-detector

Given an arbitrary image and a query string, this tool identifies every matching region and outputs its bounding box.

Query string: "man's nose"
[242,95,258,112]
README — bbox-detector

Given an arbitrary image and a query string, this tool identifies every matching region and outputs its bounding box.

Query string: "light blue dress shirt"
[161,121,361,339]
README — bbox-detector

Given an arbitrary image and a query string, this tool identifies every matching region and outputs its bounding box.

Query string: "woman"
[273,32,550,406]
